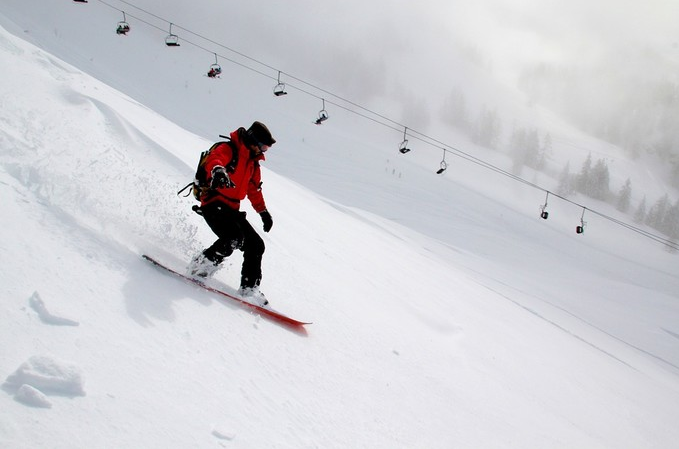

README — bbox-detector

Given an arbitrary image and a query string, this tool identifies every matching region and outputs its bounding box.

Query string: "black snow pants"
[200,203,265,289]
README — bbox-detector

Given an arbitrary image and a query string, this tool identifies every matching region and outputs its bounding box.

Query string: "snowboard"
[142,255,311,328]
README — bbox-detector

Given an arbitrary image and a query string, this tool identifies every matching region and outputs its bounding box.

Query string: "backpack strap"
[177,182,193,197]
[212,136,239,173]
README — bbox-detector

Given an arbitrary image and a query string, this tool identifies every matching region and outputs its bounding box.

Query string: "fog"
[143,0,679,158]
[11,0,677,174]
[102,1,676,108]
[187,0,679,92]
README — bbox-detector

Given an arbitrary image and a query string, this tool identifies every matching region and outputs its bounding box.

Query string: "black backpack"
[178,136,239,201]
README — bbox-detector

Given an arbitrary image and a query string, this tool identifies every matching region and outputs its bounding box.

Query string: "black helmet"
[247,121,276,146]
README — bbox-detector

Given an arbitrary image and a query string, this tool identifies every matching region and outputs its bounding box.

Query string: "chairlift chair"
[273,71,287,96]
[165,34,180,46]
[540,192,549,219]
[274,83,288,96]
[398,127,411,154]
[315,110,328,125]
[165,23,180,47]
[399,141,411,154]
[207,54,221,78]
[116,23,130,35]
[207,64,222,78]
[72,0,88,3]
[576,208,587,234]
[436,150,448,174]
[314,99,329,124]
[116,12,130,35]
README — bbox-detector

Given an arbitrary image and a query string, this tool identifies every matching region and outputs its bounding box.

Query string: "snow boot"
[238,286,269,307]
[187,253,221,279]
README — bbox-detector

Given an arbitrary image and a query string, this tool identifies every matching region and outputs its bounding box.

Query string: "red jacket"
[200,128,267,213]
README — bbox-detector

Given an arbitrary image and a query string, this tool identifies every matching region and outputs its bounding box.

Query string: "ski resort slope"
[1,7,679,449]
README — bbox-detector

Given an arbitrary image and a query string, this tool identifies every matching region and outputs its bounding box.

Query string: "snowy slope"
[1,3,679,449]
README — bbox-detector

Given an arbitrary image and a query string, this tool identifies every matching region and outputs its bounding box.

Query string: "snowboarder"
[188,121,276,306]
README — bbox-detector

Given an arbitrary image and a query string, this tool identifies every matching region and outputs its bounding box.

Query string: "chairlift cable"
[91,0,679,251]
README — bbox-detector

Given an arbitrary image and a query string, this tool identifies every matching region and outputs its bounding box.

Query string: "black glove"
[260,210,273,232]
[210,166,235,189]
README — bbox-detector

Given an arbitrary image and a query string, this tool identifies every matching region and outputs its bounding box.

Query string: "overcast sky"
[133,0,679,136]
[233,1,676,73]
[139,0,678,87]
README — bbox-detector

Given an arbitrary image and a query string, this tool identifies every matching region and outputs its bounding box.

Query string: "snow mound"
[5,356,85,397]
[29,292,79,326]
[211,428,236,441]
[14,384,52,409]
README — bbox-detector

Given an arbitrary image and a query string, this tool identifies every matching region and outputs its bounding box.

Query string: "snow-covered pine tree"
[616,178,632,213]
